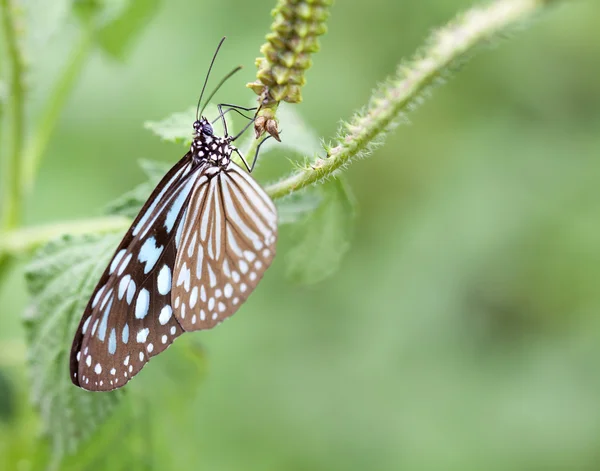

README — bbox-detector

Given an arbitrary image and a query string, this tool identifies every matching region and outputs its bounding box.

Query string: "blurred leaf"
[276,190,322,225]
[24,233,124,459]
[96,0,161,60]
[74,0,161,59]
[274,103,322,156]
[286,177,356,284]
[105,160,170,218]
[145,105,219,145]
[0,369,15,423]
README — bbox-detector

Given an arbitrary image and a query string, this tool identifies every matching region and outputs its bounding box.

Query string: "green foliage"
[286,177,356,284]
[144,107,203,146]
[24,233,124,458]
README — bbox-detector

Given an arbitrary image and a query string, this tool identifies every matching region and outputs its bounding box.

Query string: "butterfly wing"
[70,154,205,391]
[171,162,277,330]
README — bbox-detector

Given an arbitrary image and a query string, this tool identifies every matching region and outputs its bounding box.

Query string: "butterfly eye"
[202,123,213,136]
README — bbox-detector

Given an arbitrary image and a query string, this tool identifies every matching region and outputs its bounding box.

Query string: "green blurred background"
[2,0,600,469]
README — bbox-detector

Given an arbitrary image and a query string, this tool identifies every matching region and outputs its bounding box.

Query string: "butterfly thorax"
[191,117,233,171]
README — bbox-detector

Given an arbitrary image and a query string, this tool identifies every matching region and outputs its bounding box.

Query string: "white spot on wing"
[157,265,172,295]
[135,288,150,319]
[159,305,172,325]
[136,328,149,343]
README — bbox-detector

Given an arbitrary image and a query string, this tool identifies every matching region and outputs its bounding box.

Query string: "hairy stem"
[21,27,93,191]
[0,216,131,255]
[265,0,561,199]
[0,0,26,230]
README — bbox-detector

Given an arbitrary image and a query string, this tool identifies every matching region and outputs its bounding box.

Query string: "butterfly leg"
[233,135,272,173]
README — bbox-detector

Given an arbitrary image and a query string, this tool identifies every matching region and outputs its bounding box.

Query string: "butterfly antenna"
[196,36,227,121]
[198,65,243,119]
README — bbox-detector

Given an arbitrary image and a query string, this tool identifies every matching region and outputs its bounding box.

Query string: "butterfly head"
[193,118,214,137]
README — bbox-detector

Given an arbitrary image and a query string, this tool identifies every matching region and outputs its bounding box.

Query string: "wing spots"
[133,163,189,236]
[118,274,131,300]
[191,314,197,324]
[124,355,130,366]
[95,363,102,374]
[240,283,247,293]
[108,328,117,354]
[208,297,215,311]
[239,260,249,274]
[126,279,136,305]
[147,343,154,353]
[254,261,263,270]
[161,335,168,344]
[176,262,191,291]
[159,305,172,325]
[262,249,271,258]
[174,296,181,309]
[135,288,150,319]
[110,368,116,375]
[223,259,231,277]
[215,288,222,299]
[224,283,233,298]
[165,176,196,233]
[175,208,187,250]
[207,263,216,288]
[139,236,164,274]
[122,324,129,344]
[170,326,176,335]
[82,316,91,334]
[218,302,226,312]
[200,309,206,321]
[91,319,99,336]
[188,232,197,257]
[157,265,172,295]
[110,249,126,274]
[136,328,149,343]
[190,286,198,308]
[86,355,92,367]
[118,253,132,276]
[226,226,243,257]
[92,285,106,308]
[100,288,113,310]
[232,271,240,283]
[139,351,145,362]
[244,250,256,262]
[200,285,207,302]
[249,272,257,281]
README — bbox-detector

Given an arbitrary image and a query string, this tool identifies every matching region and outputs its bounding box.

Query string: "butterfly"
[70,38,277,391]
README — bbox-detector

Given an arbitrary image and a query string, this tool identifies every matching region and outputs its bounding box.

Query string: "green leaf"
[285,177,356,284]
[144,105,219,145]
[74,0,161,59]
[24,232,125,459]
[96,0,161,60]
[276,190,322,225]
[104,160,169,218]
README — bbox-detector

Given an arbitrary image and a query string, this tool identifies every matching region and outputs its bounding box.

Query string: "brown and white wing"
[172,162,277,330]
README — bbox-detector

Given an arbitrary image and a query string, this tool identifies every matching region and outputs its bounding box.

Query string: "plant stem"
[21,27,94,191]
[0,216,131,255]
[265,0,562,199]
[0,0,25,230]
